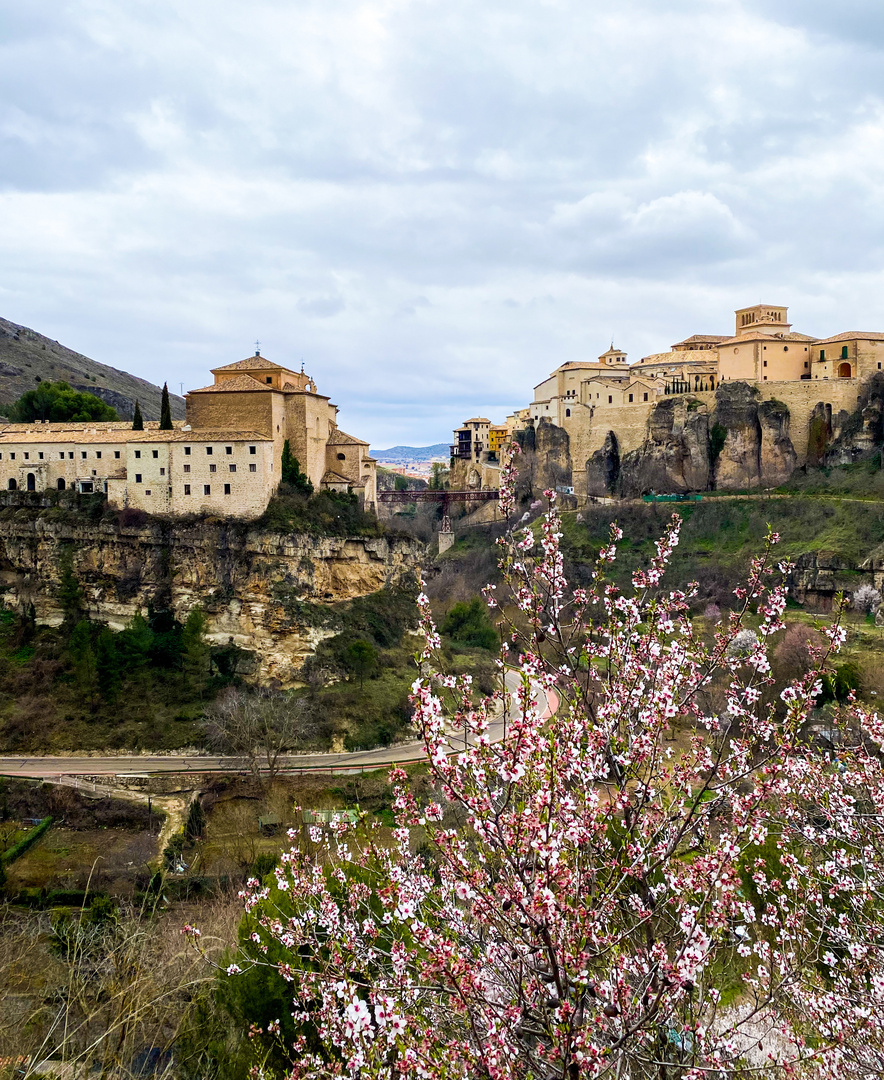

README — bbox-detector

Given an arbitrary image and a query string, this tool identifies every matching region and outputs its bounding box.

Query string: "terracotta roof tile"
[188,374,275,393]
[211,356,295,373]
[326,428,369,446]
[0,428,270,445]
[321,469,352,485]
[815,331,884,344]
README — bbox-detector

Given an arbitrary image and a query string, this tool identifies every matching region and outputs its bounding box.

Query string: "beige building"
[0,352,377,520]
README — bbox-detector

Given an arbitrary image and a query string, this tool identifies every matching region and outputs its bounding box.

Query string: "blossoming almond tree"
[201,447,884,1079]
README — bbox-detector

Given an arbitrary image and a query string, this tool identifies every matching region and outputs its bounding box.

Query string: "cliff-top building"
[453,303,884,497]
[0,351,377,519]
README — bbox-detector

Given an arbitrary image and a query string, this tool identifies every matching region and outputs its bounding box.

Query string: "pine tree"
[132,400,144,431]
[159,383,173,430]
[181,606,210,696]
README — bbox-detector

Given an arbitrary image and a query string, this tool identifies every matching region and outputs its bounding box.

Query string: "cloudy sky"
[2,1,884,448]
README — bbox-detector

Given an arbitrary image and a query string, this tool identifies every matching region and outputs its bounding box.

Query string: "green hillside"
[0,316,185,422]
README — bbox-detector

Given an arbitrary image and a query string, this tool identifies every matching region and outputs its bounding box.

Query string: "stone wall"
[0,513,421,684]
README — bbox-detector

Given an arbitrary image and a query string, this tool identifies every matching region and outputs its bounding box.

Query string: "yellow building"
[0,351,377,519]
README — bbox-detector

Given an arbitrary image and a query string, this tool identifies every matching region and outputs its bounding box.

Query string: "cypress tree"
[159,383,173,430]
[132,400,144,431]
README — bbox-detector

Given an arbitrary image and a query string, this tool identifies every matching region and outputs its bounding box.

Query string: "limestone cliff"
[823,372,884,466]
[711,383,796,490]
[0,510,421,684]
[613,399,711,498]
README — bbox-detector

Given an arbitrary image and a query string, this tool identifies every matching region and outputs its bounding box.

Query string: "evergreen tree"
[117,612,153,676]
[280,440,314,495]
[57,549,83,627]
[181,606,210,696]
[95,626,120,703]
[344,639,378,690]
[132,400,144,431]
[159,383,173,430]
[8,381,118,423]
[68,619,100,710]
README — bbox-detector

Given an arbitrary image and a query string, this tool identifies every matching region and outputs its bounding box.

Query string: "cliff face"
[614,399,711,498]
[0,512,421,684]
[583,383,798,497]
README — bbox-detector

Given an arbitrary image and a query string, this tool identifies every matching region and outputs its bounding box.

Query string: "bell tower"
[735,305,790,337]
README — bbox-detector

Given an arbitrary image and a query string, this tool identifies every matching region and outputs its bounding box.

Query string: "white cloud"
[1,0,884,446]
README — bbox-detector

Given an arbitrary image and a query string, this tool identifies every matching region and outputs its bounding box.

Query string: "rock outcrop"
[617,398,711,497]
[824,372,884,465]
[711,382,796,489]
[0,510,421,684]
[585,431,621,497]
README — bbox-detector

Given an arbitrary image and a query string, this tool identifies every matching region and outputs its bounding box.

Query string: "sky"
[2,1,884,449]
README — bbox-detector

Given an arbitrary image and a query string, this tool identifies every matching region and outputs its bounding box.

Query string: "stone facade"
[455,302,884,500]
[0,353,378,520]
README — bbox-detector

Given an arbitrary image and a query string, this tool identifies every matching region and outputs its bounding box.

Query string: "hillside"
[0,316,185,421]
[374,443,449,462]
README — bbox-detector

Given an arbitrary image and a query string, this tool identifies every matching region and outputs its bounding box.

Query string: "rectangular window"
[160,467,165,476]
[643,393,648,402]
[204,484,211,495]
[134,450,141,459]
[114,450,120,459]
[763,360,767,368]
[224,483,231,495]
[249,463,257,472]
[225,446,232,455]
[184,484,191,495]
[628,394,633,403]
[209,463,216,473]
[81,451,86,459]
[24,452,29,460]
[229,463,236,472]
[184,446,191,456]
[38,452,44,460]
[135,473,142,483]
[608,396,612,404]
[68,452,73,459]
[9,453,13,460]
[804,361,808,368]
[145,489,151,495]
[249,445,256,455]
[183,463,191,473]
[59,452,64,460]
[95,451,101,459]
[152,449,159,459]
[206,447,213,455]
[820,349,826,361]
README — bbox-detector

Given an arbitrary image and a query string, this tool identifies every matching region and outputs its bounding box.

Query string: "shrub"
[440,597,498,651]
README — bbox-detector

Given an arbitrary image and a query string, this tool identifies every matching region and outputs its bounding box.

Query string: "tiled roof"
[814,331,884,344]
[188,374,275,393]
[671,334,729,346]
[0,428,270,445]
[211,356,295,373]
[0,420,175,433]
[463,417,491,424]
[321,469,351,485]
[716,332,818,346]
[327,428,368,446]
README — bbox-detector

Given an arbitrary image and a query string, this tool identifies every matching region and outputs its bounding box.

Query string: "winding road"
[0,671,557,781]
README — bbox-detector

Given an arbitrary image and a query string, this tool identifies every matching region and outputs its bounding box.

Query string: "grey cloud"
[1,0,884,448]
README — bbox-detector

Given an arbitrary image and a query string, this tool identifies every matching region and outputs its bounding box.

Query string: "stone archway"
[838,362,852,378]
[26,473,35,491]
[57,478,66,490]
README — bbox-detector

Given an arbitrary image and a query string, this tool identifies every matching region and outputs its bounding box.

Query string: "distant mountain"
[0,316,186,422]
[374,443,449,462]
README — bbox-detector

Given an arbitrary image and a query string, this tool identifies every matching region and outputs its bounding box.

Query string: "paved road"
[0,671,556,780]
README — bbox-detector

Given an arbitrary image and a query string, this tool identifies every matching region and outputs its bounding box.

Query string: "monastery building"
[0,352,377,519]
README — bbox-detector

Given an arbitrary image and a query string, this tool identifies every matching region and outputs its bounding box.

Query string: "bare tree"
[202,686,313,783]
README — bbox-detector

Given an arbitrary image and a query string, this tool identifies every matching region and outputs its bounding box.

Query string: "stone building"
[0,352,377,519]
[453,302,884,500]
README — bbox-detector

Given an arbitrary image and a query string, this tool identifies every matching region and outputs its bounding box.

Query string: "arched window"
[57,478,66,490]
[565,408,571,417]
[7,478,16,490]
[26,473,35,491]
[838,362,852,378]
